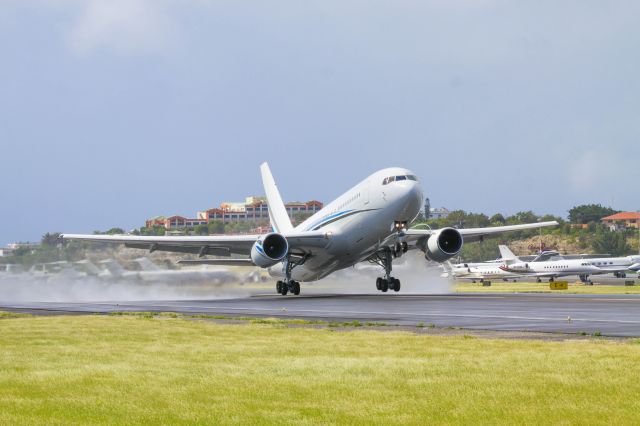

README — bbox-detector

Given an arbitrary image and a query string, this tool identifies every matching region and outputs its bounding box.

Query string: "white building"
[430,207,451,219]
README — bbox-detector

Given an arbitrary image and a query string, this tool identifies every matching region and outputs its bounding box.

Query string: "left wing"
[405,221,559,243]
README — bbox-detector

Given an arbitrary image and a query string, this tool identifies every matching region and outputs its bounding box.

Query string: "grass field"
[2,314,640,425]
[455,280,640,294]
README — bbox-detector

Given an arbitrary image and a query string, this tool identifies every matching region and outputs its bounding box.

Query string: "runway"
[4,292,640,337]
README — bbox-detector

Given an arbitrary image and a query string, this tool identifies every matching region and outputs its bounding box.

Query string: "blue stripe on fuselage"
[305,209,355,232]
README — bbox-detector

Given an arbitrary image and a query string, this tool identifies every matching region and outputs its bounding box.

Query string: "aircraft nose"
[397,180,423,215]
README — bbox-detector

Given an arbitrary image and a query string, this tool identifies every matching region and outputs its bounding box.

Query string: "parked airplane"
[62,163,558,295]
[576,255,640,278]
[441,261,523,282]
[500,258,602,282]
[500,246,640,281]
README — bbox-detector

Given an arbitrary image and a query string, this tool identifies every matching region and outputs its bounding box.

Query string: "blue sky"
[1,1,638,245]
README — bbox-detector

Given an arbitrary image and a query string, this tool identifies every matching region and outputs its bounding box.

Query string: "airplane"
[500,246,640,281]
[440,261,517,282]
[576,255,640,279]
[499,257,603,283]
[62,163,558,295]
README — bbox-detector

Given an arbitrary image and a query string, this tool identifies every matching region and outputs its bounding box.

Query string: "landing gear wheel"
[376,277,383,291]
[381,279,389,292]
[291,281,301,295]
[392,278,401,292]
[276,281,283,294]
[280,283,288,295]
[401,242,408,253]
[549,277,554,283]
[536,278,542,283]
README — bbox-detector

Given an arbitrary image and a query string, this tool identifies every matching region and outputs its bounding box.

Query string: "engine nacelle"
[251,233,289,268]
[425,228,463,262]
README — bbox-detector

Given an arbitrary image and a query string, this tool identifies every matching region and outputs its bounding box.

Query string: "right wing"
[61,234,259,256]
[61,230,329,258]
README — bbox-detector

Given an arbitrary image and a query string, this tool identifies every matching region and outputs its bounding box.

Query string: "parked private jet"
[62,163,558,295]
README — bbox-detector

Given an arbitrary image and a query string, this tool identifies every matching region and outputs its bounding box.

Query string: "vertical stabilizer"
[260,163,293,233]
[498,245,518,263]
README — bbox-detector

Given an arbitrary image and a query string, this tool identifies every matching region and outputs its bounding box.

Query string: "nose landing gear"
[371,247,401,293]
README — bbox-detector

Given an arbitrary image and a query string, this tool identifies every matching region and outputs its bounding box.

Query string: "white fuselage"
[447,264,522,281]
[501,259,603,278]
[269,167,423,282]
[578,255,640,274]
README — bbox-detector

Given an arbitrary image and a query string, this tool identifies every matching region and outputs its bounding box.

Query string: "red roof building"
[601,212,640,230]
[146,198,323,230]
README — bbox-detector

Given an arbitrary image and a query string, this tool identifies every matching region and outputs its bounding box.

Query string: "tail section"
[498,245,518,263]
[260,162,293,233]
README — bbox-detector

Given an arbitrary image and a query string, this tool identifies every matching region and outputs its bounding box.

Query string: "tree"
[568,204,618,224]
[507,211,539,225]
[208,221,225,234]
[592,226,629,256]
[490,214,505,225]
[195,224,209,235]
[41,232,61,247]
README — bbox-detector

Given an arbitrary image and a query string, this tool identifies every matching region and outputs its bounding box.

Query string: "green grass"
[455,280,640,294]
[1,314,640,425]
[0,311,31,319]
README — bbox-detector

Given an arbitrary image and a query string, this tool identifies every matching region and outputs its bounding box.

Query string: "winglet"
[260,163,293,233]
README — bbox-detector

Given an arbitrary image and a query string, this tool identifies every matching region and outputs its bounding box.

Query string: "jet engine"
[424,228,463,262]
[251,233,289,268]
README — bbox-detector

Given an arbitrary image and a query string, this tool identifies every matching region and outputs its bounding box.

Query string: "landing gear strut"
[275,254,308,296]
[370,247,401,293]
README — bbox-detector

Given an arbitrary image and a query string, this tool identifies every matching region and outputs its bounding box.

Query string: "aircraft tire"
[376,277,383,291]
[393,278,401,292]
[276,281,283,294]
[292,281,300,295]
[381,279,389,292]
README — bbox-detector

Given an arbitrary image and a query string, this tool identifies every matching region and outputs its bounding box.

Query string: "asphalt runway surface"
[4,292,640,337]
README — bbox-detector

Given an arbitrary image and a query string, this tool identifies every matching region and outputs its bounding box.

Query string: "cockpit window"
[382,174,417,185]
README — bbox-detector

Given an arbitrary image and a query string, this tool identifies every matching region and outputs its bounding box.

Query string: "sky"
[1,0,639,245]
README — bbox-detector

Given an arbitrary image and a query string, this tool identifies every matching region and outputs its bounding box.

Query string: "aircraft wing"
[61,231,329,257]
[405,221,559,243]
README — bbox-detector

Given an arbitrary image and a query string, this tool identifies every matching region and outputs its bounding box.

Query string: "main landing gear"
[276,280,300,295]
[370,246,402,293]
[275,254,308,296]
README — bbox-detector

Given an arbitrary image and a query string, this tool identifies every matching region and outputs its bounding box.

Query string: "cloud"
[60,0,182,55]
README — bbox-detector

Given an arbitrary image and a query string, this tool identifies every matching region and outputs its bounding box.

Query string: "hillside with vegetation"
[2,205,637,267]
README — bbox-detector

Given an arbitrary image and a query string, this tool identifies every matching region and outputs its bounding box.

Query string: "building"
[0,247,14,257]
[429,207,451,220]
[601,212,640,231]
[147,196,323,230]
